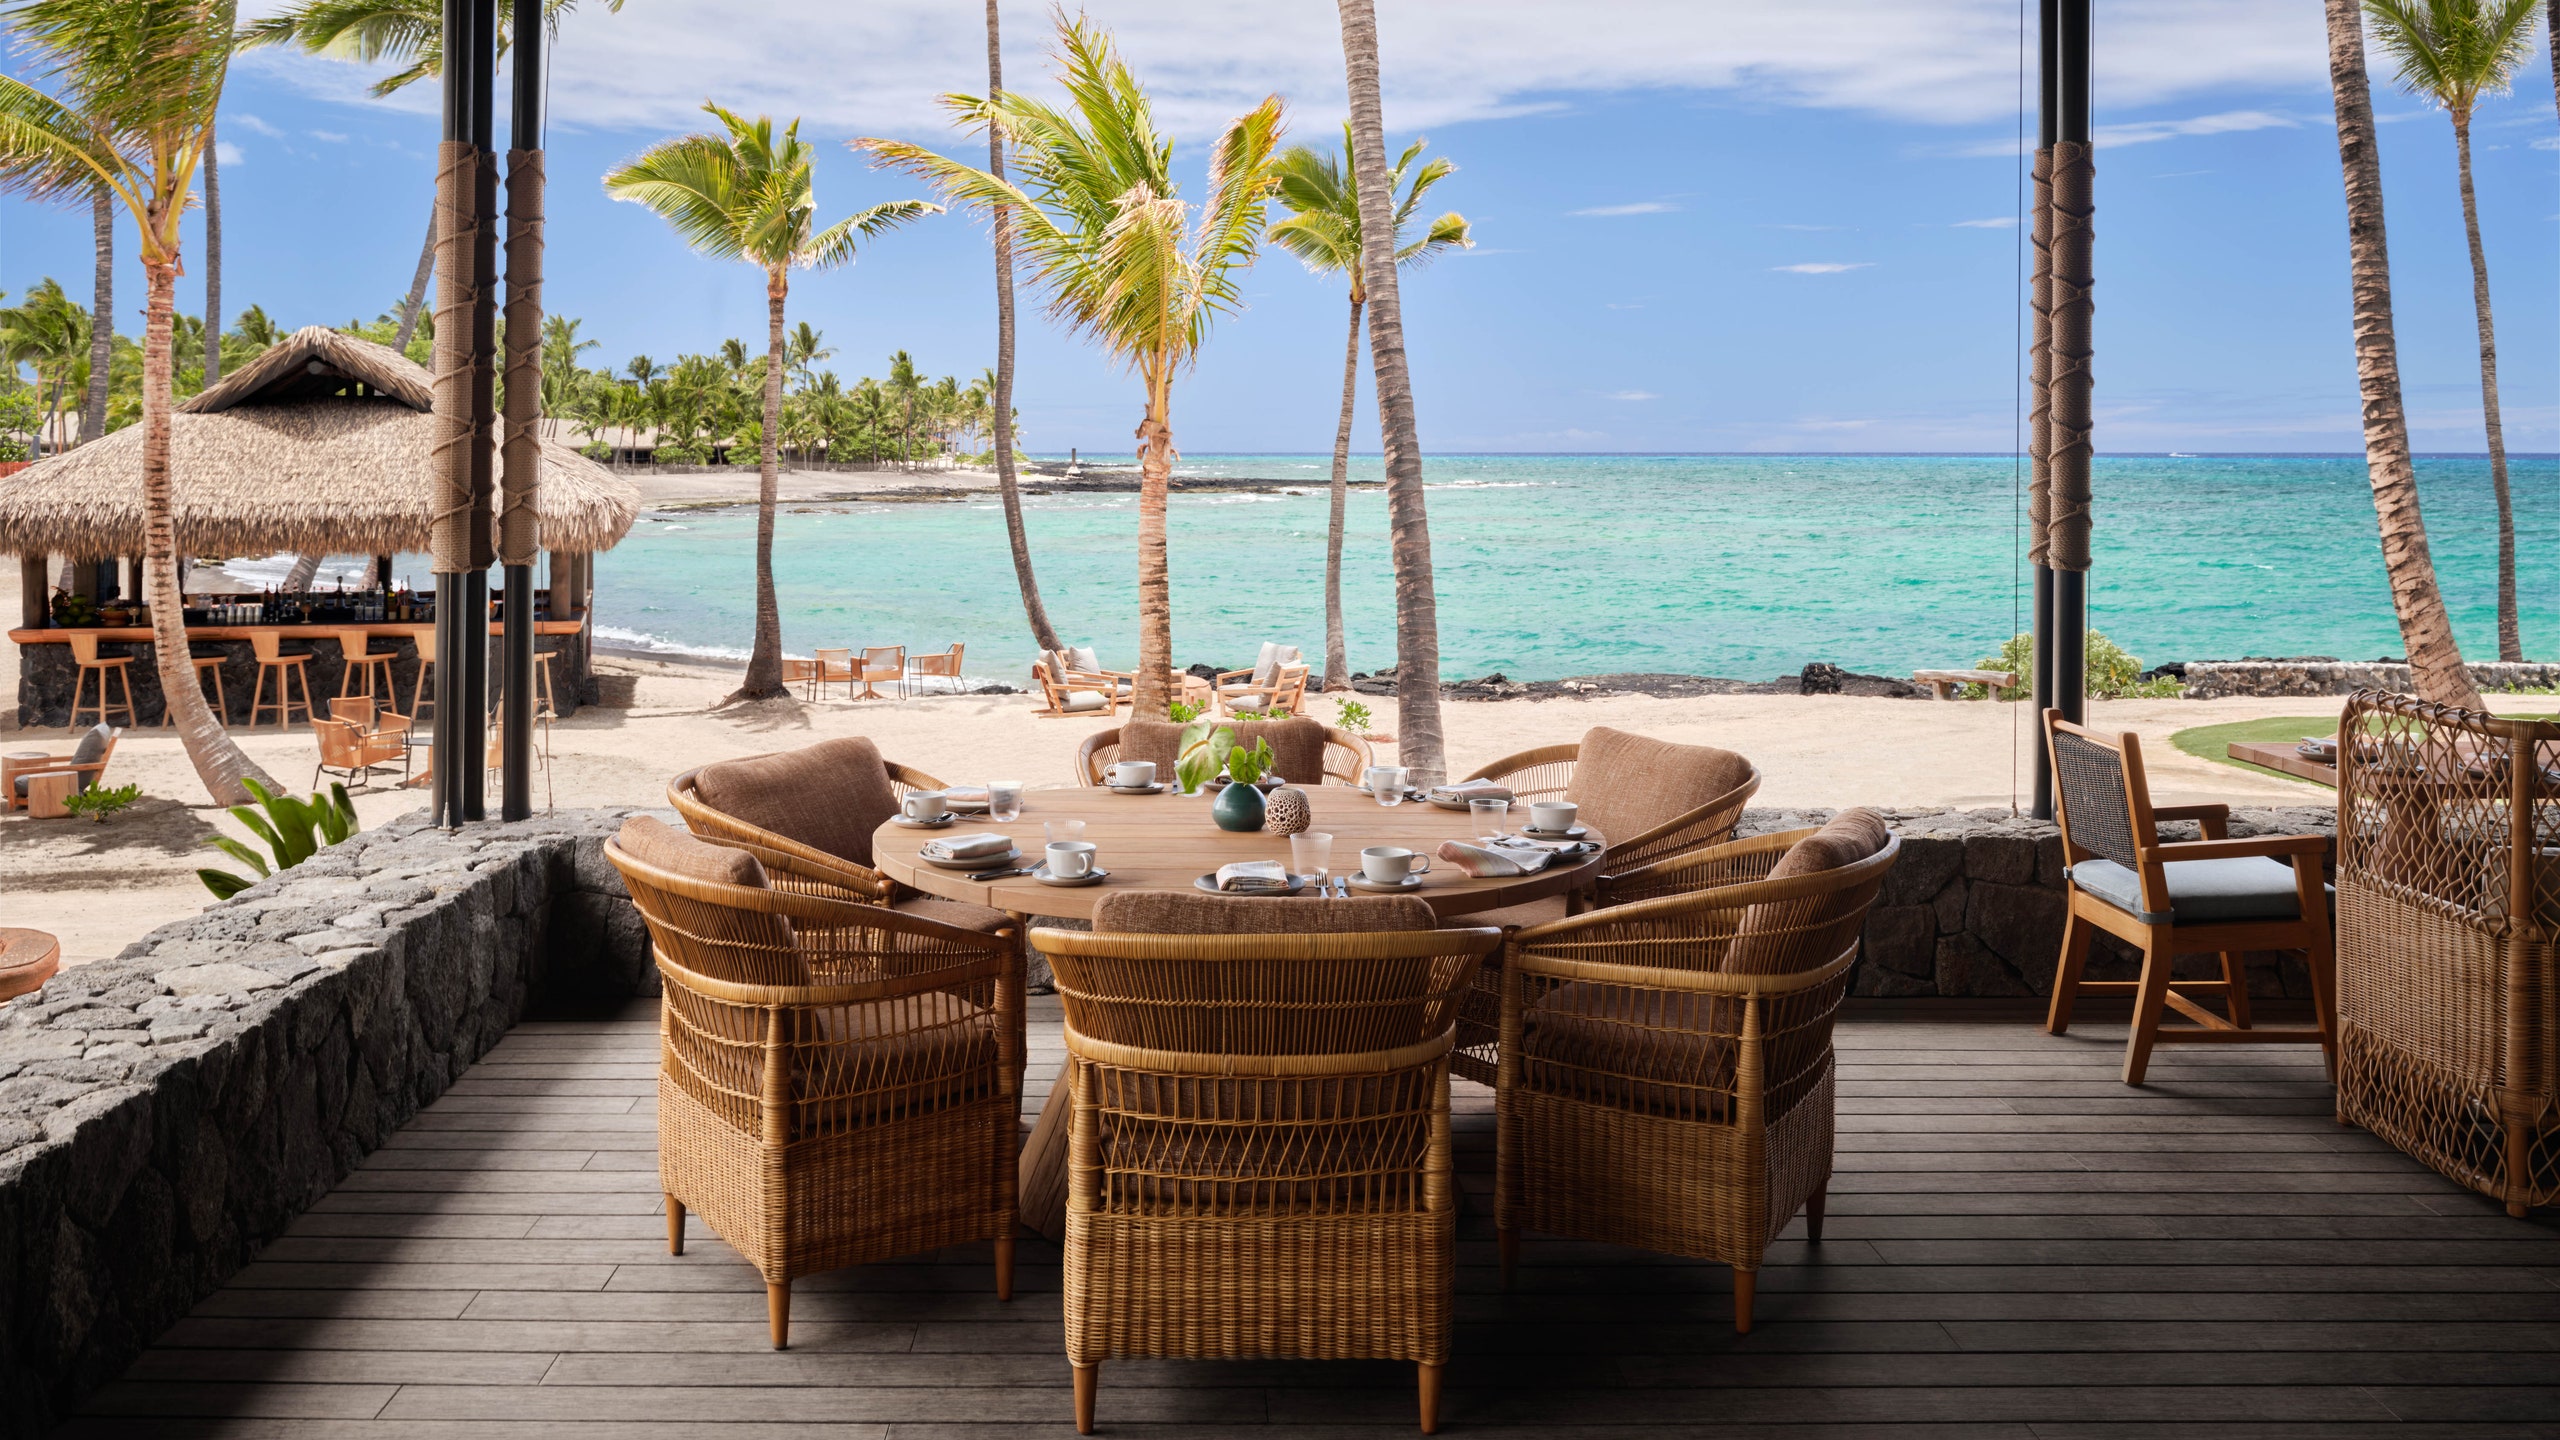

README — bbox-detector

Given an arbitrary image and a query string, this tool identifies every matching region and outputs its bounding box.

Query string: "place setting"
[1101,759,1166,795]
[1198,828,1337,896]
[1429,798,1599,878]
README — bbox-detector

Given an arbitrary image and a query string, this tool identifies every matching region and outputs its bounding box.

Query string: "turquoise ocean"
[590,454,2557,685]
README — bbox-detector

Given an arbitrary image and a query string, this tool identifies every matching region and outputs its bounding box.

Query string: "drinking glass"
[1043,819,1086,845]
[1470,798,1510,840]
[988,780,1024,823]
[1366,765,1408,806]
[1290,830,1334,881]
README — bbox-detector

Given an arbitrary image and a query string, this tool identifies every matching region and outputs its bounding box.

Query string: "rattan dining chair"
[607,818,1025,1350]
[1494,810,1899,1335]
[1032,892,1503,1435]
[1464,727,1761,873]
[1075,720,1373,788]
[2043,710,2337,1085]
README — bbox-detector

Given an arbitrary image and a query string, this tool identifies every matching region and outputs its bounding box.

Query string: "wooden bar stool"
[65,632,138,732]
[248,630,316,730]
[409,631,437,722]
[336,630,398,706]
[162,649,228,727]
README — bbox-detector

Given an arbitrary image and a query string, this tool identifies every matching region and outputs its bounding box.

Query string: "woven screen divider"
[2045,140,2095,574]
[499,149,545,567]
[2335,690,2559,1216]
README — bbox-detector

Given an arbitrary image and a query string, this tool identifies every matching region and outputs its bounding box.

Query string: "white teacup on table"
[1046,840,1098,878]
[1106,760,1156,789]
[1360,845,1433,886]
[902,789,950,822]
[1529,800,1579,835]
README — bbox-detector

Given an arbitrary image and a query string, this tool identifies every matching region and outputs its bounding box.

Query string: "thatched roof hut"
[0,327,637,558]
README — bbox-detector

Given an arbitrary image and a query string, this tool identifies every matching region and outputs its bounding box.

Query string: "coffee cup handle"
[1410,857,1432,875]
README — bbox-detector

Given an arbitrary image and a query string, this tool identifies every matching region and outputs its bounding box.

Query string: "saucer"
[1521,825,1589,841]
[1032,865,1109,888]
[891,813,958,829]
[1107,782,1169,795]
[1347,872,1426,892]
[924,847,1020,871]
[1427,796,1512,812]
[1193,872,1314,896]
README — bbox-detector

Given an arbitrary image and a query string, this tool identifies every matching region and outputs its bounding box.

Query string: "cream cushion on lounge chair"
[1057,688,1110,714]
[693,737,899,867]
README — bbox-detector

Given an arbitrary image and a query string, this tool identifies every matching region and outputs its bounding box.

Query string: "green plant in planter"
[1211,735,1277,832]
[1333,698,1372,736]
[1168,697,1206,723]
[1174,719,1233,795]
[197,779,360,900]
[1224,737,1277,786]
[61,782,139,823]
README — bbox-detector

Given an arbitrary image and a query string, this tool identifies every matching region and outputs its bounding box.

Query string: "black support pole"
[2031,0,2060,819]
[2053,0,2091,746]
[460,0,497,822]
[499,0,541,820]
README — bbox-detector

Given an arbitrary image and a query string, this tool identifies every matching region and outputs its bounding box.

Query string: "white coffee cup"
[902,789,950,822]
[1361,845,1433,885]
[1106,760,1156,788]
[1047,840,1097,878]
[1530,800,1579,834]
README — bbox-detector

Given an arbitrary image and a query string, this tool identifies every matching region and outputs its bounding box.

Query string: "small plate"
[924,846,1020,871]
[1347,872,1426,893]
[1194,871,1315,897]
[1520,825,1590,841]
[1107,782,1169,795]
[891,813,958,829]
[1427,795,1514,812]
[1032,864,1110,888]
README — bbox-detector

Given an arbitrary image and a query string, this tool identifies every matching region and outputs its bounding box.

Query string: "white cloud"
[1569,201,1678,217]
[1953,216,2017,228]
[310,129,351,143]
[1608,390,1660,401]
[1761,223,1845,231]
[1604,302,1644,310]
[2092,108,2298,148]
[234,0,2337,138]
[1772,262,1873,274]
[227,112,286,138]
[2534,136,2560,151]
[215,141,246,166]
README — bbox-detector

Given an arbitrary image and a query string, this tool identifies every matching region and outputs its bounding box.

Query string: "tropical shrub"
[1332,698,1373,735]
[197,780,359,899]
[61,782,139,822]
[651,442,708,465]
[1974,630,2162,700]
[580,441,613,461]
[1167,698,1205,723]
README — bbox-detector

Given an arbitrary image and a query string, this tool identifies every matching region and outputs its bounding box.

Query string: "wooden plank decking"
[57,999,2560,1438]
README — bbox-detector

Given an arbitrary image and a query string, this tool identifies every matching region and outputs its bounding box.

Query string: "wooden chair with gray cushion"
[1031,652,1126,719]
[6,724,118,812]
[1076,719,1372,788]
[2042,709,2336,1085]
[668,736,1013,936]
[607,817,1024,1351]
[1495,809,1899,1335]
[1213,642,1307,715]
[1031,889,1502,1435]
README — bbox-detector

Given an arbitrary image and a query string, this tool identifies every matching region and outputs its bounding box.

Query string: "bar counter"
[8,620,588,644]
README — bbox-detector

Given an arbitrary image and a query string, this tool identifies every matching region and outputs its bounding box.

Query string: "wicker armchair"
[1075,722,1374,788]
[2334,692,2558,1217]
[1031,898,1503,1435]
[608,819,1024,1350]
[669,739,952,906]
[1495,812,1899,1334]
[1464,727,1762,873]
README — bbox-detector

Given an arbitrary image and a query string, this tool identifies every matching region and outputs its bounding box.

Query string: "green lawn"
[2167,715,2339,786]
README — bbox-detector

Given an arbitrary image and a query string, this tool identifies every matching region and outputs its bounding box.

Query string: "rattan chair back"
[2049,723,2144,868]
[1464,740,1761,872]
[668,756,949,903]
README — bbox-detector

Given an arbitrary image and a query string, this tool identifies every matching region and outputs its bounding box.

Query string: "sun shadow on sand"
[3,797,222,891]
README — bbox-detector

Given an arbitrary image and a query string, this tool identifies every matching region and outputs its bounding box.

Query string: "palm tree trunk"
[984,0,1063,655]
[731,274,790,701]
[203,122,222,388]
[82,189,111,443]
[1321,292,1363,691]
[1131,376,1176,718]
[1335,0,1449,782]
[393,203,437,352]
[2450,112,2519,663]
[2322,0,2479,709]
[142,257,279,804]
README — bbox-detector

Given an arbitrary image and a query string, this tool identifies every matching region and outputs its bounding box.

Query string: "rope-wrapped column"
[2045,140,2094,575]
[2027,147,2053,570]
[429,137,481,826]
[498,146,545,819]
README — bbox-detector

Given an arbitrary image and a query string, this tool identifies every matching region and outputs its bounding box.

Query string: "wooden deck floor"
[58,1000,2560,1439]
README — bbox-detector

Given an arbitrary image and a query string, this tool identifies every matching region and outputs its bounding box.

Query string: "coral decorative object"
[1264,786,1312,835]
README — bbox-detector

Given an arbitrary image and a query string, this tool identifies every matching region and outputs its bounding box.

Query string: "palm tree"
[608,102,935,702]
[860,15,1285,716]
[2364,0,2540,664]
[81,186,108,440]
[2322,0,2482,708]
[1331,0,1453,780]
[0,280,88,455]
[1269,127,1469,692]
[0,0,283,803]
[201,116,220,385]
[783,320,832,388]
[884,349,922,469]
[238,0,624,351]
[981,0,1064,655]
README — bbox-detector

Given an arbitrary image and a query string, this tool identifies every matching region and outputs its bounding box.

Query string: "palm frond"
[603,129,748,261]
[1394,209,1473,267]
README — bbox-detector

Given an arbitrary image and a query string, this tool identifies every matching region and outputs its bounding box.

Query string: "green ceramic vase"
[1211,780,1266,832]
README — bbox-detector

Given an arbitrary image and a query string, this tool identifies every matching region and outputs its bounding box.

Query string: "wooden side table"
[24,772,76,819]
[0,929,62,1003]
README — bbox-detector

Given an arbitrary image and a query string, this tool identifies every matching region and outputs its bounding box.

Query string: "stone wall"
[1737,805,2337,999]
[16,626,594,728]
[0,808,655,1440]
[2180,659,2560,700]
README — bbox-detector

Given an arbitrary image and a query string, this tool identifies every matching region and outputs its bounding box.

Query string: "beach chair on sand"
[1213,643,1309,716]
[1032,648,1132,719]
[6,725,120,813]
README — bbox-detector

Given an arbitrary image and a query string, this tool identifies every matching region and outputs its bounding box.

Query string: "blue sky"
[3,0,2554,455]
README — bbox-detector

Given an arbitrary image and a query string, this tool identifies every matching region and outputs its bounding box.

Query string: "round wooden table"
[871,783,1603,921]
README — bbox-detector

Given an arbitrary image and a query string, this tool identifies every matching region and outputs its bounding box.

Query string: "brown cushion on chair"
[1094,890,1436,935]
[692,736,899,867]
[618,815,769,888]
[1726,807,1894,976]
[806,991,1000,1125]
[894,896,1019,936]
[1520,982,1737,1119]
[1118,716,1327,789]
[1566,727,1753,855]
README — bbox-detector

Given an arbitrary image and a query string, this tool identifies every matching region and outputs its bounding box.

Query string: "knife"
[968,865,1035,882]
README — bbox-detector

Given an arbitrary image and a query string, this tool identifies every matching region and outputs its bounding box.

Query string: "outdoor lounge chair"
[607,817,1024,1350]
[1076,719,1372,788]
[2042,709,2337,1085]
[669,736,1013,935]
[5,724,119,813]
[1494,810,1899,1334]
[1212,642,1309,716]
[314,711,413,791]
[1032,647,1132,718]
[1031,890,1502,1434]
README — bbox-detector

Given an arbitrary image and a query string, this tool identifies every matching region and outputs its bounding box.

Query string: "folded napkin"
[921,832,1015,862]
[941,786,992,813]
[1428,779,1516,804]
[1433,836,1581,878]
[1215,860,1294,894]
